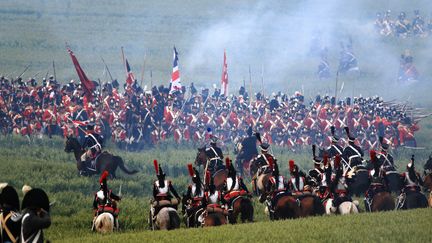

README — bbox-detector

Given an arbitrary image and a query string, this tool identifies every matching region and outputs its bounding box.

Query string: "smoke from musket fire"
[184,0,432,103]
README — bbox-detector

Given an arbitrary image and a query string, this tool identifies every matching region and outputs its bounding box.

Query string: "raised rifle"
[100,56,114,82]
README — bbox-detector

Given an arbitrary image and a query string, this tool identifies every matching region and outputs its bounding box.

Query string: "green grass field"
[0,135,431,242]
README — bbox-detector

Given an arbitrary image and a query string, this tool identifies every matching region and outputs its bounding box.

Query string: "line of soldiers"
[0,74,422,153]
[0,184,51,243]
[375,10,432,38]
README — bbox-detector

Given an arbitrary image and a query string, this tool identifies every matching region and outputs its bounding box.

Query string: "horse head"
[194,147,206,167]
[64,136,81,153]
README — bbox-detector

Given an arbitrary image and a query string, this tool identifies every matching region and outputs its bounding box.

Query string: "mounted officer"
[205,135,224,175]
[327,126,343,159]
[80,123,104,175]
[223,158,250,213]
[92,171,121,230]
[364,150,389,212]
[235,126,258,176]
[342,127,364,168]
[183,164,205,227]
[150,160,181,225]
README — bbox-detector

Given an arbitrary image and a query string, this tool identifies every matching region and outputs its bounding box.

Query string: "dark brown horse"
[194,147,227,190]
[370,192,395,212]
[228,196,254,224]
[424,173,432,207]
[64,136,138,177]
[203,212,227,227]
[271,194,299,220]
[295,194,325,217]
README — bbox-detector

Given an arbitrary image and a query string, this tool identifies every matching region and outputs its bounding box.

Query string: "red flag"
[67,48,95,100]
[221,50,228,96]
[125,58,135,86]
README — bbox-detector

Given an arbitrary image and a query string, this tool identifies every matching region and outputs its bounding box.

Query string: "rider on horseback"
[254,143,276,175]
[183,163,205,226]
[80,123,104,174]
[93,171,121,230]
[151,160,181,223]
[376,139,395,170]
[327,126,343,158]
[342,127,364,168]
[288,160,308,194]
[205,136,224,174]
[331,155,353,208]
[223,158,250,213]
[364,150,389,212]
[235,126,258,176]
[265,160,288,219]
[199,171,227,224]
[400,155,423,194]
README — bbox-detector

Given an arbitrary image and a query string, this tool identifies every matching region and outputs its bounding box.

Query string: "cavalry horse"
[181,196,204,228]
[228,195,254,224]
[261,180,324,220]
[93,213,114,233]
[323,198,359,215]
[369,191,395,212]
[423,173,432,207]
[64,136,138,177]
[202,208,228,227]
[150,199,181,230]
[153,207,181,230]
[424,155,432,207]
[194,147,227,190]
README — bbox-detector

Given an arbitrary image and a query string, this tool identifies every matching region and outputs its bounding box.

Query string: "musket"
[44,70,49,81]
[100,56,114,82]
[52,60,57,81]
[18,64,31,79]
[140,52,147,88]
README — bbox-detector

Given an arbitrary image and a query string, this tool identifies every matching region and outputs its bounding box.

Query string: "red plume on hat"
[205,171,211,185]
[323,154,328,166]
[289,160,295,172]
[153,160,159,175]
[369,150,377,162]
[187,163,194,177]
[225,157,231,168]
[100,170,109,184]
[334,154,341,168]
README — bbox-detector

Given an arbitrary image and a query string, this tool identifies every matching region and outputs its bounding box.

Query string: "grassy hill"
[0,136,431,241]
[59,208,432,243]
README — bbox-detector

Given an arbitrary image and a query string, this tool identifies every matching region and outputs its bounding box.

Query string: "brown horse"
[228,196,254,224]
[294,194,325,217]
[271,194,299,220]
[194,147,227,190]
[423,173,432,207]
[203,212,227,227]
[64,136,138,177]
[370,192,395,212]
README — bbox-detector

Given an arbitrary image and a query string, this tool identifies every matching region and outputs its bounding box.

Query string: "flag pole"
[121,46,126,86]
[140,52,147,88]
[261,64,264,97]
[249,65,253,103]
[334,71,339,102]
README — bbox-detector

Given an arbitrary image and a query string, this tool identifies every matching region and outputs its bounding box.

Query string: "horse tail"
[168,210,181,230]
[116,156,138,175]
[95,213,114,233]
[240,197,254,222]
